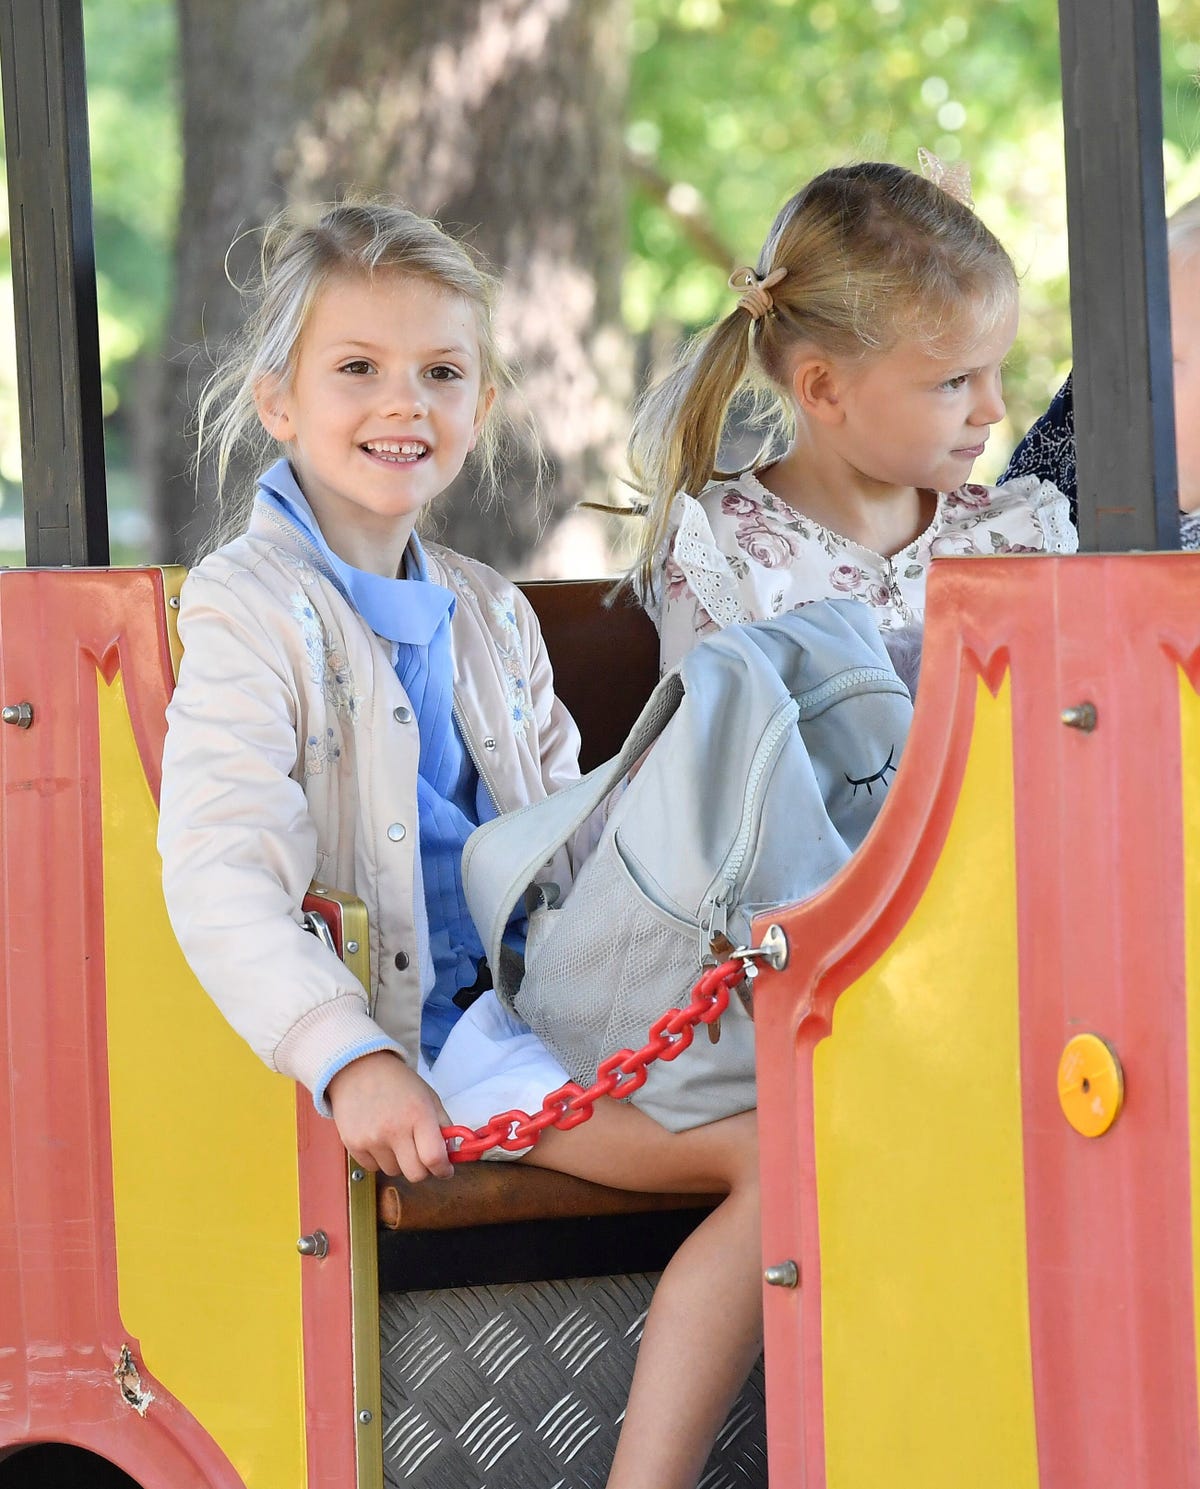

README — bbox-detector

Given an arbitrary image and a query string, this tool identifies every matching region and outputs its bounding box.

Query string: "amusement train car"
[2,2,1198,1487]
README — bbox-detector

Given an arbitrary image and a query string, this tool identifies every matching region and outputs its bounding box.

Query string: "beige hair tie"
[728,265,788,320]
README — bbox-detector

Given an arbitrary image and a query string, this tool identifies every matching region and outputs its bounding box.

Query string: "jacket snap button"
[387,823,407,842]
[394,950,410,970]
[393,705,413,724]
[483,737,496,750]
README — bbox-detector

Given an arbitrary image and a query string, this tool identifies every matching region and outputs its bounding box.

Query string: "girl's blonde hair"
[1168,193,1200,265]
[197,198,516,549]
[628,162,1018,584]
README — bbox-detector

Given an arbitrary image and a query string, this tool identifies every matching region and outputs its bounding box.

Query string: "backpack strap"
[463,671,685,986]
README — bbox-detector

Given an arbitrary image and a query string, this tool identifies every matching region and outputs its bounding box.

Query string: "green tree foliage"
[83,0,180,383]
[3,0,1200,543]
[0,0,178,554]
[627,0,1200,479]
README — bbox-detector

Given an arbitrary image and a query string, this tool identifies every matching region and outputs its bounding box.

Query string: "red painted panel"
[1005,558,1198,1487]
[0,569,241,1482]
[755,555,1200,1489]
[753,567,986,1489]
[296,894,360,1489]
[0,569,360,1486]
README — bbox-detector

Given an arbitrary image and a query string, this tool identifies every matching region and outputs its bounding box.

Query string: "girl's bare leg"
[521,1102,762,1489]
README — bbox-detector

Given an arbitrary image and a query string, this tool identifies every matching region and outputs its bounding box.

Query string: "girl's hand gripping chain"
[327,1050,455,1181]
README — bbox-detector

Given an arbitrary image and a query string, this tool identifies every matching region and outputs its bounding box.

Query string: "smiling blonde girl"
[158,200,764,1489]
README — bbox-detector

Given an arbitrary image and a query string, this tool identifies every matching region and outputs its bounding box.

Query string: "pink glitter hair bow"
[918,147,974,208]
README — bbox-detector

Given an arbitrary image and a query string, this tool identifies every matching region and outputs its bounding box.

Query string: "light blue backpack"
[463,599,913,1132]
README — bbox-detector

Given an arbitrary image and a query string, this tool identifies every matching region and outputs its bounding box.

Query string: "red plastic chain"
[441,959,744,1163]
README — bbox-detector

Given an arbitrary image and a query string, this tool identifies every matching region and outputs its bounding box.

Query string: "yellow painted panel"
[1182,670,1200,1428]
[99,671,307,1486]
[813,677,1038,1488]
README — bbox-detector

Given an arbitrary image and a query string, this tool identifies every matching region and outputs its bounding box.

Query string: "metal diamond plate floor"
[380,1273,767,1487]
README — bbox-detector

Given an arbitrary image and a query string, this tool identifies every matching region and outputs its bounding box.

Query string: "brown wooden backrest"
[518,578,660,771]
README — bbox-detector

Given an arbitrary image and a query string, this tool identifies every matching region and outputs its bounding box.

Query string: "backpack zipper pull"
[707,930,744,1039]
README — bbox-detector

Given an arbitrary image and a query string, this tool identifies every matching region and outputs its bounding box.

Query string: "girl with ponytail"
[630,161,1076,672]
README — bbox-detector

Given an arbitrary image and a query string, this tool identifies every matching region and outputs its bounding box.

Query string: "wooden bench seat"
[378,1164,722,1231]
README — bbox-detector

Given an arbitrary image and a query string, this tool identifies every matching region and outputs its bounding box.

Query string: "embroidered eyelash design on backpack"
[845,744,898,797]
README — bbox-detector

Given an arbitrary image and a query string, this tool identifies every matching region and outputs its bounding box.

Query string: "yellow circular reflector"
[1057,1032,1124,1137]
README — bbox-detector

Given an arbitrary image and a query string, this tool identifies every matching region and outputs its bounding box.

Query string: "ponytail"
[628,308,775,588]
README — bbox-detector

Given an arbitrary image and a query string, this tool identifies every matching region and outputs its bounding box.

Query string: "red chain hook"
[441,959,745,1163]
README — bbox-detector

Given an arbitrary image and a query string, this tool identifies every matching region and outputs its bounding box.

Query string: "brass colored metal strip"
[340,894,384,1489]
[159,566,187,681]
[350,1158,383,1489]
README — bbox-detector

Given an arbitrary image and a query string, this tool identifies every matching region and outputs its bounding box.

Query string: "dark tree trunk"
[149,0,630,572]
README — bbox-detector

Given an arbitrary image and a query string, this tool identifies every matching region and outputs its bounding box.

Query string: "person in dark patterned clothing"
[1003,197,1200,551]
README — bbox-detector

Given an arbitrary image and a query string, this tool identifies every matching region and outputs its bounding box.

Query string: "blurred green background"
[3,0,1200,568]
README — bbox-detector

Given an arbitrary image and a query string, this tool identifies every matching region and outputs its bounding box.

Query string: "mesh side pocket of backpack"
[514,829,705,1090]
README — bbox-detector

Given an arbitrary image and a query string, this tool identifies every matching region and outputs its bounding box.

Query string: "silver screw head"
[2,702,33,728]
[763,1259,800,1288]
[358,1408,373,1425]
[1061,701,1098,732]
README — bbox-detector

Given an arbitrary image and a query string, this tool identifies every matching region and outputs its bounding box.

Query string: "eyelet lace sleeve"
[655,493,753,672]
[1004,474,1079,553]
[670,493,752,625]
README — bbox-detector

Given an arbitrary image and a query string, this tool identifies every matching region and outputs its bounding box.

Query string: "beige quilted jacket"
[158,500,582,1104]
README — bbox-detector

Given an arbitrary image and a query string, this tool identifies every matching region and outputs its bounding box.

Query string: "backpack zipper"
[794,665,902,715]
[701,694,799,949]
[703,665,905,945]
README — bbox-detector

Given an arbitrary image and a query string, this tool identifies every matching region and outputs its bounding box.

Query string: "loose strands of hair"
[194,198,524,559]
[627,162,1019,591]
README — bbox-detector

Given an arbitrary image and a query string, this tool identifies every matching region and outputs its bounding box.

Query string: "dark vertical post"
[1058,0,1177,551]
[0,0,109,566]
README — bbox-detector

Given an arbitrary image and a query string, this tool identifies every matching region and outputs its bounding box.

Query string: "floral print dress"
[651,468,1077,673]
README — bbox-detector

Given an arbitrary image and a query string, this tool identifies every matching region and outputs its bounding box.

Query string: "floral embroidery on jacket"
[442,563,534,737]
[291,593,362,722]
[302,726,343,782]
[488,594,534,736]
[446,564,478,604]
